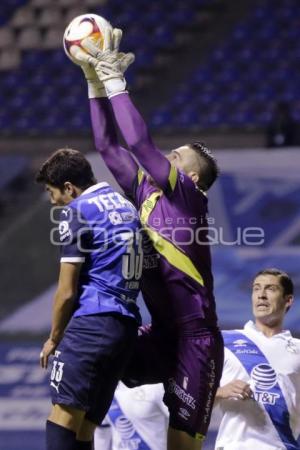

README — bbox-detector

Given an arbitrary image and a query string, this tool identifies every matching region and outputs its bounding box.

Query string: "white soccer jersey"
[215,321,300,450]
[94,383,169,450]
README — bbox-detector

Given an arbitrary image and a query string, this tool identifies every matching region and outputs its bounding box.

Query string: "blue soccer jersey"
[56,182,143,322]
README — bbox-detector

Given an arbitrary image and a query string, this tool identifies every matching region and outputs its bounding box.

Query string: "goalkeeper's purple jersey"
[133,170,217,328]
[90,94,218,329]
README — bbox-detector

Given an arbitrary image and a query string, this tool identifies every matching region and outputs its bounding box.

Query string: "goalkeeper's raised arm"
[71,28,139,194]
[89,96,139,194]
[79,28,175,194]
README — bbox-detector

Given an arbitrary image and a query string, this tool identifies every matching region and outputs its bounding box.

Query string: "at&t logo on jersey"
[109,402,142,450]
[251,363,280,405]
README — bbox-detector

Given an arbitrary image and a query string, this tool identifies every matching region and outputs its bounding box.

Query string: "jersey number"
[51,361,64,383]
[122,232,143,280]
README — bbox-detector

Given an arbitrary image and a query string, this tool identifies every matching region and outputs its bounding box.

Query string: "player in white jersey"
[94,383,168,450]
[214,268,300,450]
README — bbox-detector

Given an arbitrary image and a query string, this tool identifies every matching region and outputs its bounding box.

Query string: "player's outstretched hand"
[80,28,123,82]
[70,44,106,99]
[79,28,134,98]
[106,27,135,72]
[217,380,253,400]
[118,51,135,74]
[71,27,134,98]
[40,338,57,369]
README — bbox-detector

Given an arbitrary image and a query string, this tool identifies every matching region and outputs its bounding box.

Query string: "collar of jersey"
[244,320,292,340]
[80,182,109,196]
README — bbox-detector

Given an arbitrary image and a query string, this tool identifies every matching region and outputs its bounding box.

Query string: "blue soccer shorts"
[49,313,138,424]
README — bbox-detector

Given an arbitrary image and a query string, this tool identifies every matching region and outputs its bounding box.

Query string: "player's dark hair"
[254,268,294,313]
[188,141,219,191]
[254,268,294,296]
[36,148,96,190]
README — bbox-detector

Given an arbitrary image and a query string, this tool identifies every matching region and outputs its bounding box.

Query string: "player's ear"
[63,182,75,195]
[188,171,199,184]
[285,295,293,313]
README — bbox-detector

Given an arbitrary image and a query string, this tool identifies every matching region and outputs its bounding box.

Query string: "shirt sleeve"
[57,206,92,264]
[110,93,176,194]
[89,97,139,195]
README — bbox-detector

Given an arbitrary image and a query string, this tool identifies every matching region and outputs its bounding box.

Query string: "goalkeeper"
[72,29,224,450]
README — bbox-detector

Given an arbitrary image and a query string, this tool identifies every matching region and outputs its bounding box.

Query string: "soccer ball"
[63,13,112,64]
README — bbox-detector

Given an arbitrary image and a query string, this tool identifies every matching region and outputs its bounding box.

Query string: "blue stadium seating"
[1,0,300,133]
[150,0,300,130]
[0,0,28,25]
[0,0,205,134]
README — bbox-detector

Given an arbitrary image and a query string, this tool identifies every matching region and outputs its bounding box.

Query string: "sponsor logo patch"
[167,378,196,410]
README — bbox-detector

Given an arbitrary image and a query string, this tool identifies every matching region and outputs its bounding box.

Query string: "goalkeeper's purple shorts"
[122,321,224,440]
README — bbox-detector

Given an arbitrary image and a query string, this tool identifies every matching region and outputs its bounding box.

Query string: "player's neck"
[255,320,283,337]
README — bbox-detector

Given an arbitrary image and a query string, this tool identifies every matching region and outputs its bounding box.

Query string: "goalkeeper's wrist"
[103,78,127,99]
[87,80,106,99]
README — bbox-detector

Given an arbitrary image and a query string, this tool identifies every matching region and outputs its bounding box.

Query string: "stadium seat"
[1,0,300,133]
[150,0,300,130]
[31,0,54,6]
[151,24,174,49]
[37,7,63,27]
[0,48,21,70]
[0,0,29,26]
[17,28,42,50]
[168,6,195,26]
[134,48,155,69]
[11,6,36,29]
[150,108,172,128]
[64,7,88,25]
[0,28,16,50]
[43,28,64,49]
[22,50,48,68]
[85,0,107,6]
[59,0,84,7]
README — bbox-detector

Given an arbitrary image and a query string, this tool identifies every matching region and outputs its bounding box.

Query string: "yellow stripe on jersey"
[137,168,145,185]
[139,191,205,287]
[140,191,163,224]
[168,164,178,191]
[145,226,204,286]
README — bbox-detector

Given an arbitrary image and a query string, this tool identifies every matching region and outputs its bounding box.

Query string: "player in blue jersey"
[36,148,143,450]
[70,29,224,450]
